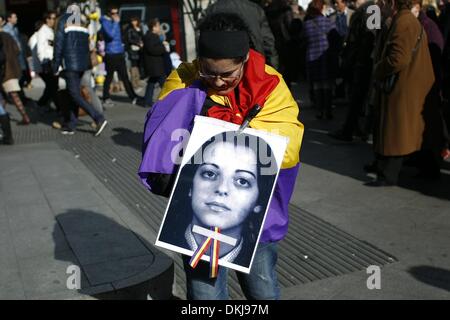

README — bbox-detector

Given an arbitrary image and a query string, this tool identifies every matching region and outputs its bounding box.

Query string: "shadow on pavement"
[53,209,178,300]
[110,127,143,152]
[409,266,450,292]
[294,87,450,201]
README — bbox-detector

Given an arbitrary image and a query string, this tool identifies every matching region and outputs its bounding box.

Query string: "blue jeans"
[64,71,104,129]
[144,76,166,108]
[182,242,280,300]
[0,104,6,116]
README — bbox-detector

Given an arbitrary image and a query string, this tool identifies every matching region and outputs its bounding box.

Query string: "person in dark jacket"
[303,0,339,119]
[411,0,449,179]
[265,0,296,86]
[329,0,376,141]
[125,16,144,89]
[53,6,107,136]
[0,30,31,125]
[143,18,167,109]
[205,0,279,68]
[100,4,139,105]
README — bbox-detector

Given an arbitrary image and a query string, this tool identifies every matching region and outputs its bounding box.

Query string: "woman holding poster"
[158,131,277,270]
[139,13,304,300]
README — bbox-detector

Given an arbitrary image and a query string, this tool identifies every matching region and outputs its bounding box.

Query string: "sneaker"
[61,127,75,135]
[103,99,115,107]
[52,121,62,129]
[131,97,138,105]
[94,119,108,137]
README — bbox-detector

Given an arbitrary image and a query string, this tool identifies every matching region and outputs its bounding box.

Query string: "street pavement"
[0,78,449,300]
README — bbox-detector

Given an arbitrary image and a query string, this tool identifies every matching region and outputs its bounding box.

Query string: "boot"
[0,114,14,145]
[323,88,333,120]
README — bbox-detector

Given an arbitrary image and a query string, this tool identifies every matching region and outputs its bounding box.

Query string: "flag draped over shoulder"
[139,50,304,242]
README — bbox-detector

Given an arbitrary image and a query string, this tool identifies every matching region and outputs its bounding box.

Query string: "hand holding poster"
[155,116,288,274]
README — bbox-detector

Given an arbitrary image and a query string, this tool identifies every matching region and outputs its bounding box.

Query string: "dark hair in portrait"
[159,131,278,268]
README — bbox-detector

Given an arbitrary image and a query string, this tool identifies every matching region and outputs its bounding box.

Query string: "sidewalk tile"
[66,229,149,265]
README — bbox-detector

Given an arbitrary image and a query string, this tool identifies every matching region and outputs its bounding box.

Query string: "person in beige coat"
[371,0,434,186]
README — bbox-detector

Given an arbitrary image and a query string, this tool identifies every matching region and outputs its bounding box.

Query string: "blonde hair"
[422,0,440,15]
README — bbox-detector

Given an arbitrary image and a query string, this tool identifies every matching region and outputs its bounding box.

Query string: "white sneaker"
[132,97,138,105]
[94,120,108,137]
[61,127,75,135]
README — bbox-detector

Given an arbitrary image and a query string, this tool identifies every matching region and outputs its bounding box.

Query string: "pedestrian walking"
[0,30,31,125]
[100,5,139,106]
[53,4,107,136]
[142,18,167,109]
[35,11,58,110]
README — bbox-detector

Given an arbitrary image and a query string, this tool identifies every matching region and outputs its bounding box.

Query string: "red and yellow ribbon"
[209,227,221,278]
[189,227,221,278]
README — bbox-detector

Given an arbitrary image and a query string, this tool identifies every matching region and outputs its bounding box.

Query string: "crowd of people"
[258,0,450,184]
[0,2,177,142]
[139,0,449,300]
[0,0,449,184]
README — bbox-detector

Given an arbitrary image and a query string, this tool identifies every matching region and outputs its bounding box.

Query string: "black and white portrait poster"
[155,116,288,274]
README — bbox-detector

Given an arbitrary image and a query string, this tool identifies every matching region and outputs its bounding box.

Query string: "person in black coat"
[125,17,144,89]
[143,18,167,109]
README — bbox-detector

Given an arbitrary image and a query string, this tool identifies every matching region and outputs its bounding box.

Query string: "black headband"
[198,31,250,59]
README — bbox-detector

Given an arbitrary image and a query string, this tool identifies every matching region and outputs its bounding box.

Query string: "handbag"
[381,73,399,94]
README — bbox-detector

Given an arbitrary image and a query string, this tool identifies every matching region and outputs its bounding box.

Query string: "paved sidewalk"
[0,79,449,300]
[0,142,172,300]
[284,82,450,299]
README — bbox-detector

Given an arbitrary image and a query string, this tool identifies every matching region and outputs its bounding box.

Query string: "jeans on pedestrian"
[182,242,280,300]
[0,104,6,116]
[81,70,103,114]
[144,76,166,108]
[64,71,104,129]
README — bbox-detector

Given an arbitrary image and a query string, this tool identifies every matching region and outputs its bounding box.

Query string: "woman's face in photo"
[190,141,262,231]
